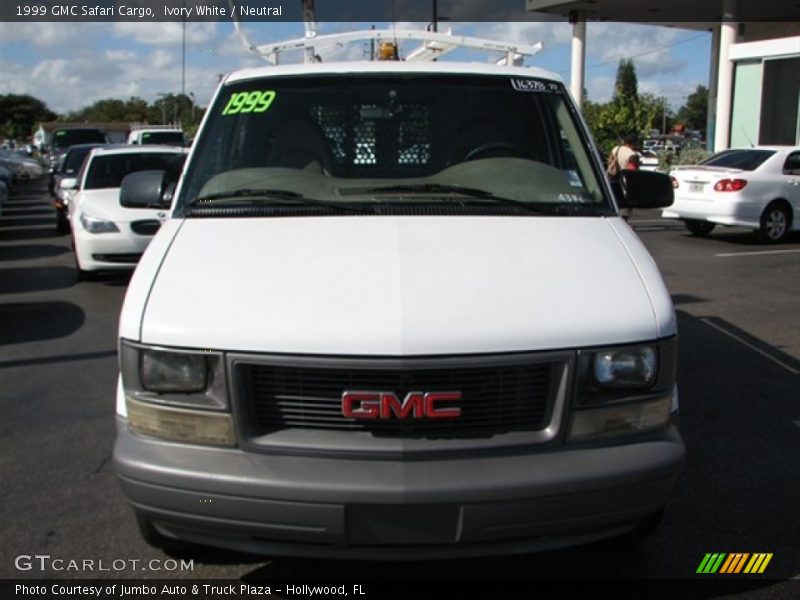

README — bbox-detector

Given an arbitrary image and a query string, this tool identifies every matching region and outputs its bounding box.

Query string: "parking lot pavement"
[1,181,798,589]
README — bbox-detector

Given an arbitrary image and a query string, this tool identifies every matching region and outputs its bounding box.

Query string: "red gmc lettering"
[342,391,462,419]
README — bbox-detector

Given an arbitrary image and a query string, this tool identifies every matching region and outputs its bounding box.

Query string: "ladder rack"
[232,21,542,67]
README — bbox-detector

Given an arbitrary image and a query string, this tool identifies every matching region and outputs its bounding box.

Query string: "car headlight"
[593,346,656,388]
[79,213,119,233]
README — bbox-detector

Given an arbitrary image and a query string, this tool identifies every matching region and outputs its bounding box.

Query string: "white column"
[570,14,586,111]
[714,0,738,152]
[707,25,720,152]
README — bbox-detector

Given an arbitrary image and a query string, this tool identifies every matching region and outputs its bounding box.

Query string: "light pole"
[157,92,168,124]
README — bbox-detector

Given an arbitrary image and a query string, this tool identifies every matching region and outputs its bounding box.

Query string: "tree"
[613,59,639,107]
[676,85,708,134]
[0,94,58,140]
[583,60,658,154]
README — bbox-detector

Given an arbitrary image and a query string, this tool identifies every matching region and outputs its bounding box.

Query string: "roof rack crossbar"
[243,28,543,65]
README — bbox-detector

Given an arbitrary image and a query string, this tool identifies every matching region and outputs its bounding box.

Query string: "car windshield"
[140,131,185,145]
[53,129,107,150]
[701,149,775,171]
[178,74,609,216]
[63,147,97,174]
[84,152,185,190]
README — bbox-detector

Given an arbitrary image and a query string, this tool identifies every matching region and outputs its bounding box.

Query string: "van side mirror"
[120,170,173,209]
[59,177,77,190]
[613,170,674,209]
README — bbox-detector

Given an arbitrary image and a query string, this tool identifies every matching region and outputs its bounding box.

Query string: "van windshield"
[53,129,107,150]
[179,74,610,216]
[85,152,186,190]
[140,131,185,145]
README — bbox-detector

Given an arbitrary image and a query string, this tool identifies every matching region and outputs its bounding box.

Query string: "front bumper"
[73,225,151,271]
[114,418,685,559]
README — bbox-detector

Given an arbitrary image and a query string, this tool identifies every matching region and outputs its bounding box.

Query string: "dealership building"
[526,0,800,151]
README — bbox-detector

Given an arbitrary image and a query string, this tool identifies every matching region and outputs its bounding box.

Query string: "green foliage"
[676,85,708,134]
[674,148,709,166]
[613,59,638,106]
[0,94,57,140]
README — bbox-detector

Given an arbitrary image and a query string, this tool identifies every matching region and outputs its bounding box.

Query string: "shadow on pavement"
[0,266,76,294]
[0,207,53,216]
[0,217,55,228]
[0,301,85,345]
[0,227,58,241]
[0,244,67,261]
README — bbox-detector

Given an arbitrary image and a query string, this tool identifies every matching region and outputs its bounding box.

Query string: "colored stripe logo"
[697,553,773,574]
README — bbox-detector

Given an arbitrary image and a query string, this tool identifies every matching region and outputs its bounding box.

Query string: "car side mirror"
[59,177,78,190]
[120,170,173,209]
[613,169,674,209]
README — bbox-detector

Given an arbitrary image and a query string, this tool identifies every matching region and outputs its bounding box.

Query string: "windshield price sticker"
[222,90,277,116]
[510,79,560,93]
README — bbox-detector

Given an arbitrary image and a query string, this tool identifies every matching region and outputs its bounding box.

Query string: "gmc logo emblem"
[341,391,462,420]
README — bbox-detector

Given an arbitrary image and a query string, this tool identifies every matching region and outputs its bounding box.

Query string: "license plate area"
[346,504,459,545]
[689,182,705,193]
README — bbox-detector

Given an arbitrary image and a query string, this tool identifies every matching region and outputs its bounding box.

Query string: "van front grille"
[237,360,557,439]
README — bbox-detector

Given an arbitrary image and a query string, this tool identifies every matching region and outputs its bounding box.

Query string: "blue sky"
[0,20,711,114]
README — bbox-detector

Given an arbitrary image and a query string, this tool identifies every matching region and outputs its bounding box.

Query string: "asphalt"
[1,179,798,596]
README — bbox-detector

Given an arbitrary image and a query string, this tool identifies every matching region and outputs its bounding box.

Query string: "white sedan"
[64,146,187,278]
[662,146,800,242]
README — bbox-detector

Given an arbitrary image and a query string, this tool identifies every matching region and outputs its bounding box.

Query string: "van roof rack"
[229,2,542,67]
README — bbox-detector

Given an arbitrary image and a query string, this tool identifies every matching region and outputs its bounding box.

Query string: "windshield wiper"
[188,188,363,214]
[366,183,557,215]
[192,188,304,204]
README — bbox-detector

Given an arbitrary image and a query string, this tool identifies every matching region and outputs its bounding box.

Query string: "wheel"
[56,212,70,234]
[684,219,715,237]
[758,202,791,243]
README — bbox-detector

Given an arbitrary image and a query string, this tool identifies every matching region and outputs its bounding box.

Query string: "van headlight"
[119,341,233,446]
[80,213,119,233]
[569,338,677,442]
[593,346,656,388]
[141,349,207,392]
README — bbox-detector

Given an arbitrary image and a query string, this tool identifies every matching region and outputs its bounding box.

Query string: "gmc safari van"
[113,56,684,558]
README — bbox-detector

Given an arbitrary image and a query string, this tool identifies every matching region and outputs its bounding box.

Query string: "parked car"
[639,150,659,172]
[112,49,683,560]
[64,146,187,278]
[0,150,44,182]
[127,128,186,146]
[663,146,800,242]
[0,164,13,191]
[48,127,109,171]
[51,143,110,233]
[0,179,7,216]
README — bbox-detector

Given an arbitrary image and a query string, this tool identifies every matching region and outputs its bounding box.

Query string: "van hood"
[138,217,673,355]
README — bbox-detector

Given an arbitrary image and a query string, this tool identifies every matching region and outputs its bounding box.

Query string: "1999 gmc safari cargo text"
[112,57,684,559]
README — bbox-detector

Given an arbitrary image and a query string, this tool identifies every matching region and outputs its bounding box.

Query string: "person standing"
[606,133,641,221]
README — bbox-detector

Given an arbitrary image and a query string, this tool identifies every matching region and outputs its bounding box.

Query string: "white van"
[113,59,683,559]
[127,128,186,146]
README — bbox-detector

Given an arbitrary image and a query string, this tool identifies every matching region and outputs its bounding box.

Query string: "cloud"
[0,22,103,48]
[586,23,694,78]
[111,22,218,46]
